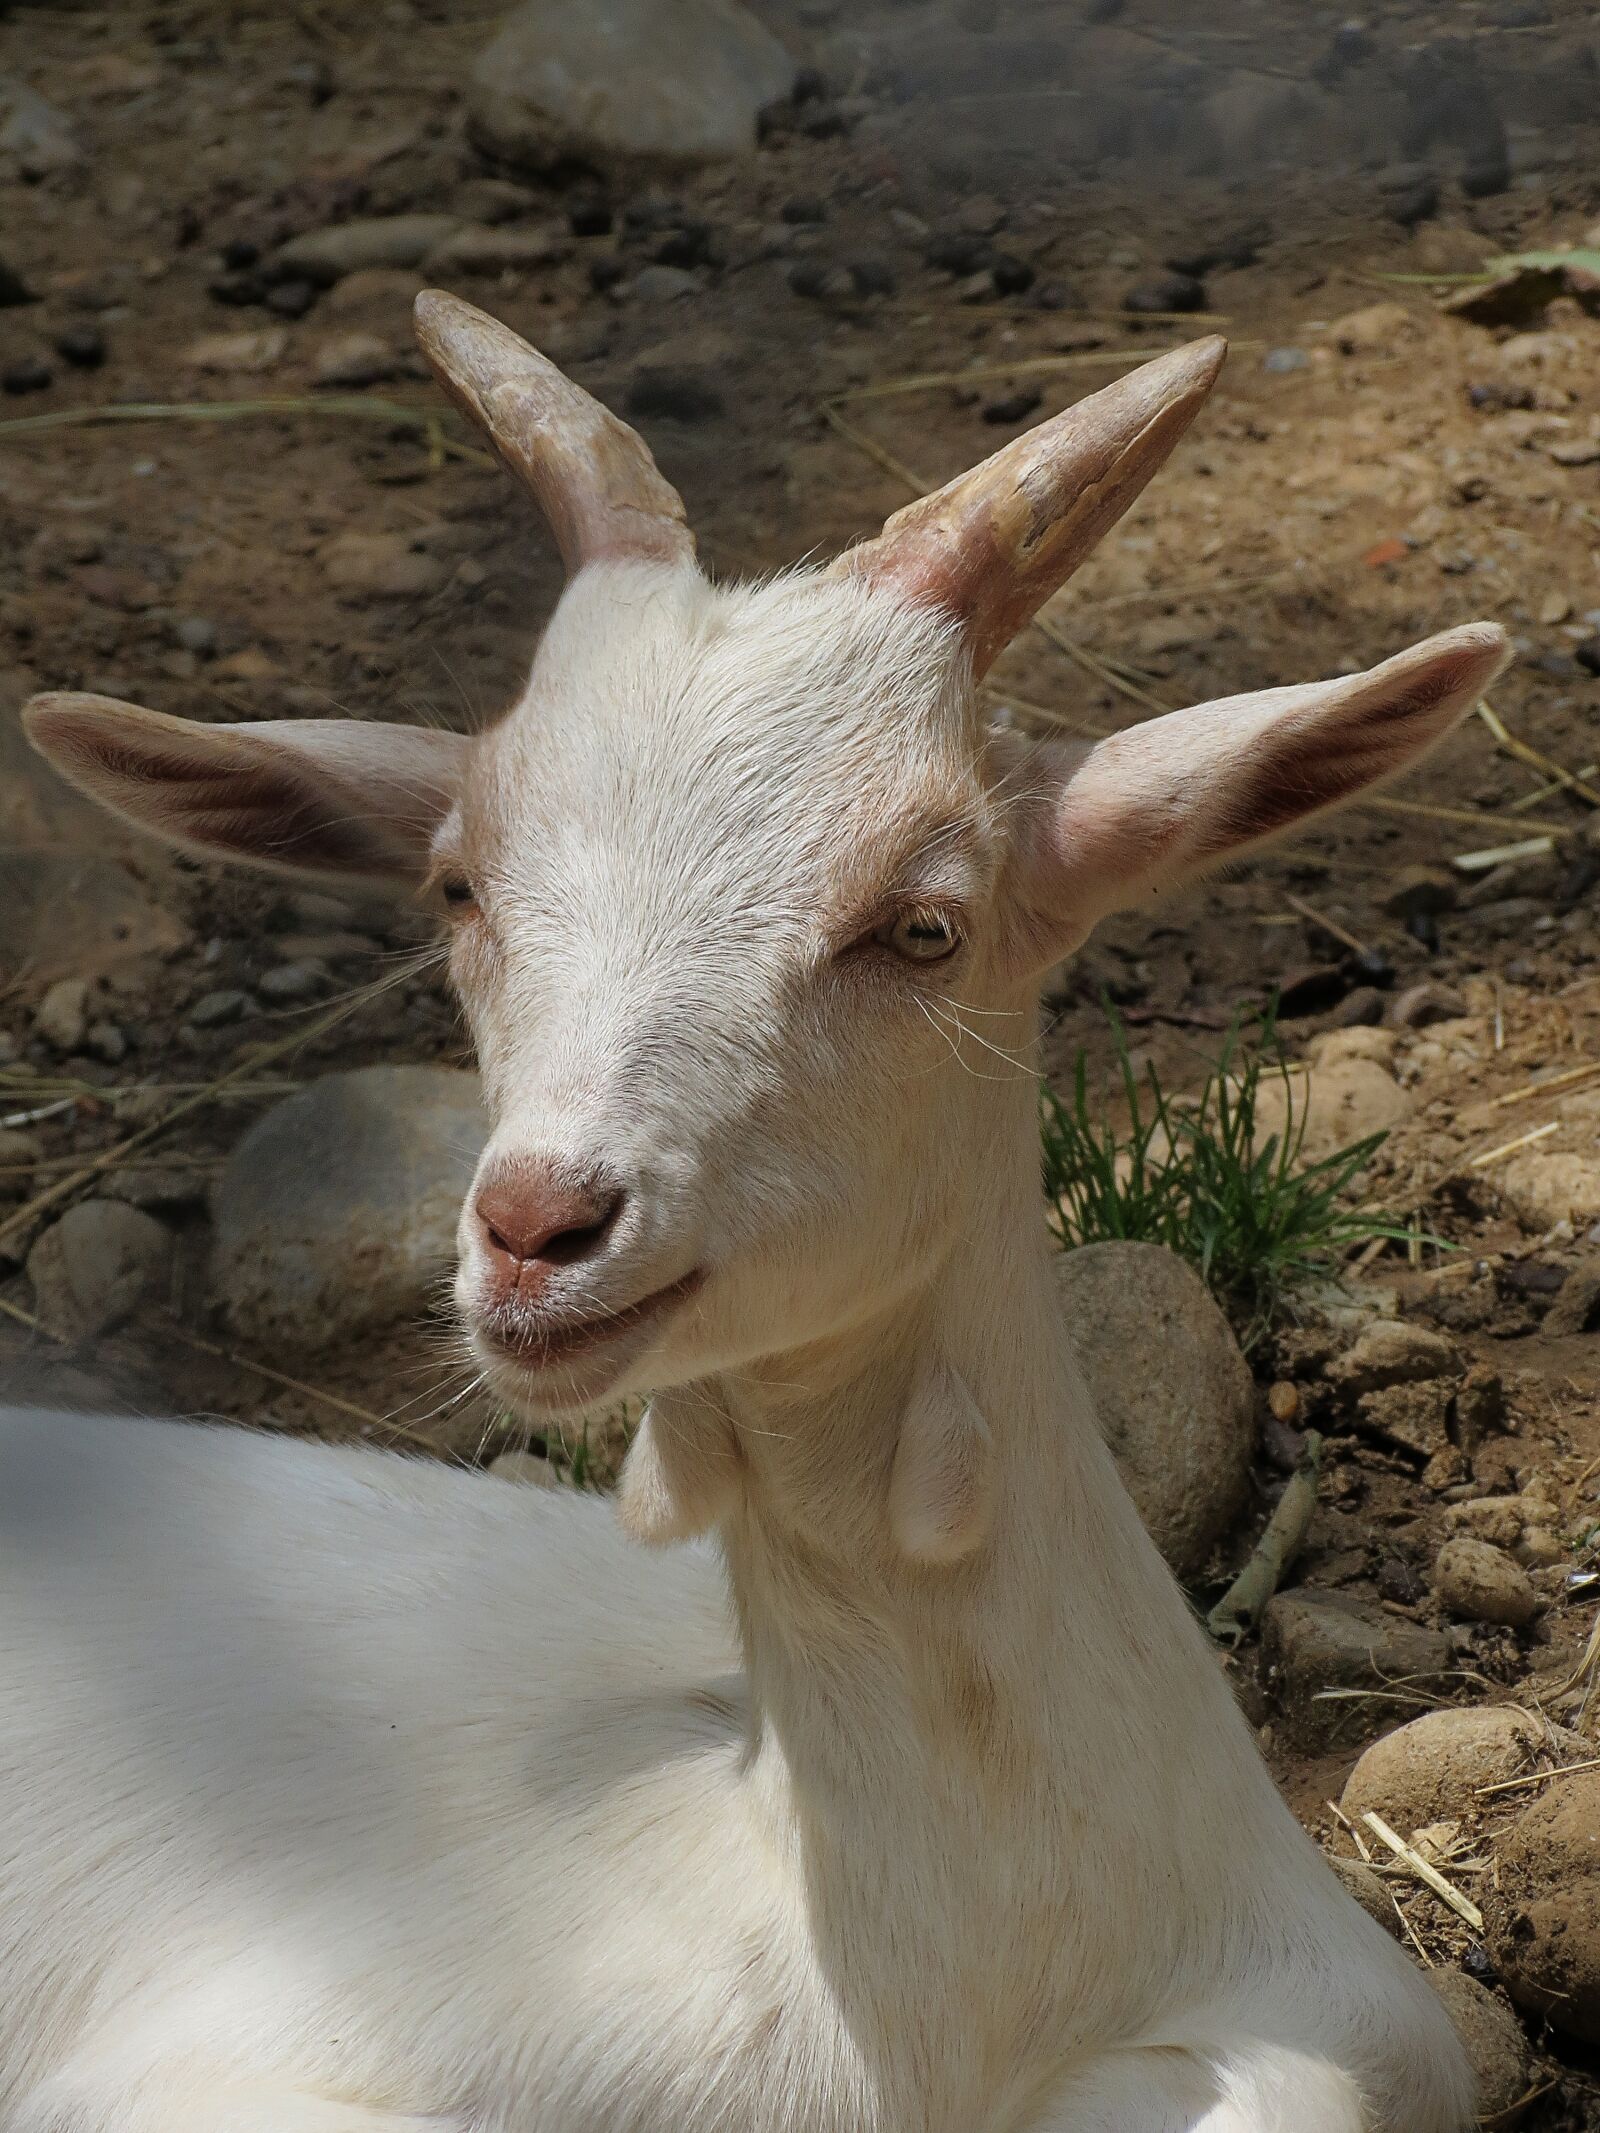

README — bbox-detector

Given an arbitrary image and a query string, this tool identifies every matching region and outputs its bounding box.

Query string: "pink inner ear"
[1013,622,1511,967]
[23,694,469,888]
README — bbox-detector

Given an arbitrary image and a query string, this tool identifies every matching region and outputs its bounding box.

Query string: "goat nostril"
[538,1193,623,1266]
[474,1179,623,1272]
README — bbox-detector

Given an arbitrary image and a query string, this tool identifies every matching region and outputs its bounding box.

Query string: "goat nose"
[473,1168,623,1290]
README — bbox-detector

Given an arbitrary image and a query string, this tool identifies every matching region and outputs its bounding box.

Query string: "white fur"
[4,551,1503,2131]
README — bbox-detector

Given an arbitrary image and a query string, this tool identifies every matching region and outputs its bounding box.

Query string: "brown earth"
[3,1,1600,2123]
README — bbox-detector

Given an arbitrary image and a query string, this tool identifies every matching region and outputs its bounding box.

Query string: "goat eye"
[875,910,960,963]
[439,872,478,914]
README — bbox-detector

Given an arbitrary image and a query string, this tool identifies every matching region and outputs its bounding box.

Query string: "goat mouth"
[477,1269,704,1373]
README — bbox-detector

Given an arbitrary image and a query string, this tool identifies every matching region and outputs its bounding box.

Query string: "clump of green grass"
[1040,1002,1412,1346]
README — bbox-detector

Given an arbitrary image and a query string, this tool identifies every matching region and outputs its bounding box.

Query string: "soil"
[2,1,1600,2122]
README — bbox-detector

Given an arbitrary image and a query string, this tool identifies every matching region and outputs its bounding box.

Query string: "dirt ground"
[3,0,1600,2122]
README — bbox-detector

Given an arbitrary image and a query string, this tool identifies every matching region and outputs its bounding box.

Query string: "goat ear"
[889,1360,994,1567]
[836,338,1224,679]
[617,1385,741,1546]
[21,693,468,891]
[1008,623,1511,968]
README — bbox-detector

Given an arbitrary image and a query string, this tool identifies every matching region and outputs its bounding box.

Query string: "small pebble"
[1380,169,1440,227]
[84,1021,126,1064]
[989,253,1034,296]
[1434,1535,1538,1630]
[208,270,266,307]
[1376,1555,1426,1606]
[627,264,701,303]
[265,278,318,319]
[848,258,896,298]
[1124,271,1206,315]
[568,196,613,237]
[488,1448,560,1489]
[1267,1381,1301,1425]
[0,258,36,307]
[312,332,397,388]
[1263,346,1309,374]
[257,960,328,1003]
[924,232,991,276]
[2,356,52,394]
[982,388,1042,425]
[624,367,724,424]
[52,324,105,368]
[1168,223,1265,276]
[788,261,851,302]
[652,223,716,271]
[188,987,251,1028]
[34,977,89,1052]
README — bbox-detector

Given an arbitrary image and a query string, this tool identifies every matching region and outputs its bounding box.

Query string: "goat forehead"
[462,568,980,892]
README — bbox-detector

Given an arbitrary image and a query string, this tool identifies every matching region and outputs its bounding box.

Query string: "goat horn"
[413,290,695,575]
[834,336,1226,679]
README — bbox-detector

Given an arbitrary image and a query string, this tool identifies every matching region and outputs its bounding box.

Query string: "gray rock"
[1327,1855,1399,1936]
[1248,1057,1412,1168]
[1381,864,1458,922]
[624,365,726,423]
[212,1065,487,1353]
[1454,1363,1506,1449]
[102,1163,208,1214]
[626,264,703,303]
[188,988,251,1029]
[1056,1240,1253,1578]
[1546,1260,1600,1337]
[1502,1154,1600,1236]
[181,328,288,375]
[0,1126,40,1201]
[26,1200,173,1339]
[1387,980,1468,1028]
[322,267,428,319]
[33,976,89,1053]
[84,1020,126,1064]
[1341,1706,1546,1833]
[488,1448,560,1489]
[256,959,327,1003]
[273,215,464,286]
[421,224,571,277]
[1484,1772,1600,2045]
[467,0,795,169]
[1434,1536,1538,1629]
[1327,1320,1461,1400]
[1428,1972,1531,2123]
[310,333,400,389]
[1123,270,1207,315]
[0,78,83,177]
[1355,1380,1451,1459]
[1260,1589,1452,1750]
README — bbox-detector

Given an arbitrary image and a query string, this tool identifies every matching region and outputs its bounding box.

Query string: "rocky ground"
[3,0,1600,2122]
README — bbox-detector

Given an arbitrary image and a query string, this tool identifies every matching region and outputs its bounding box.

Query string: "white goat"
[6,292,1507,2133]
